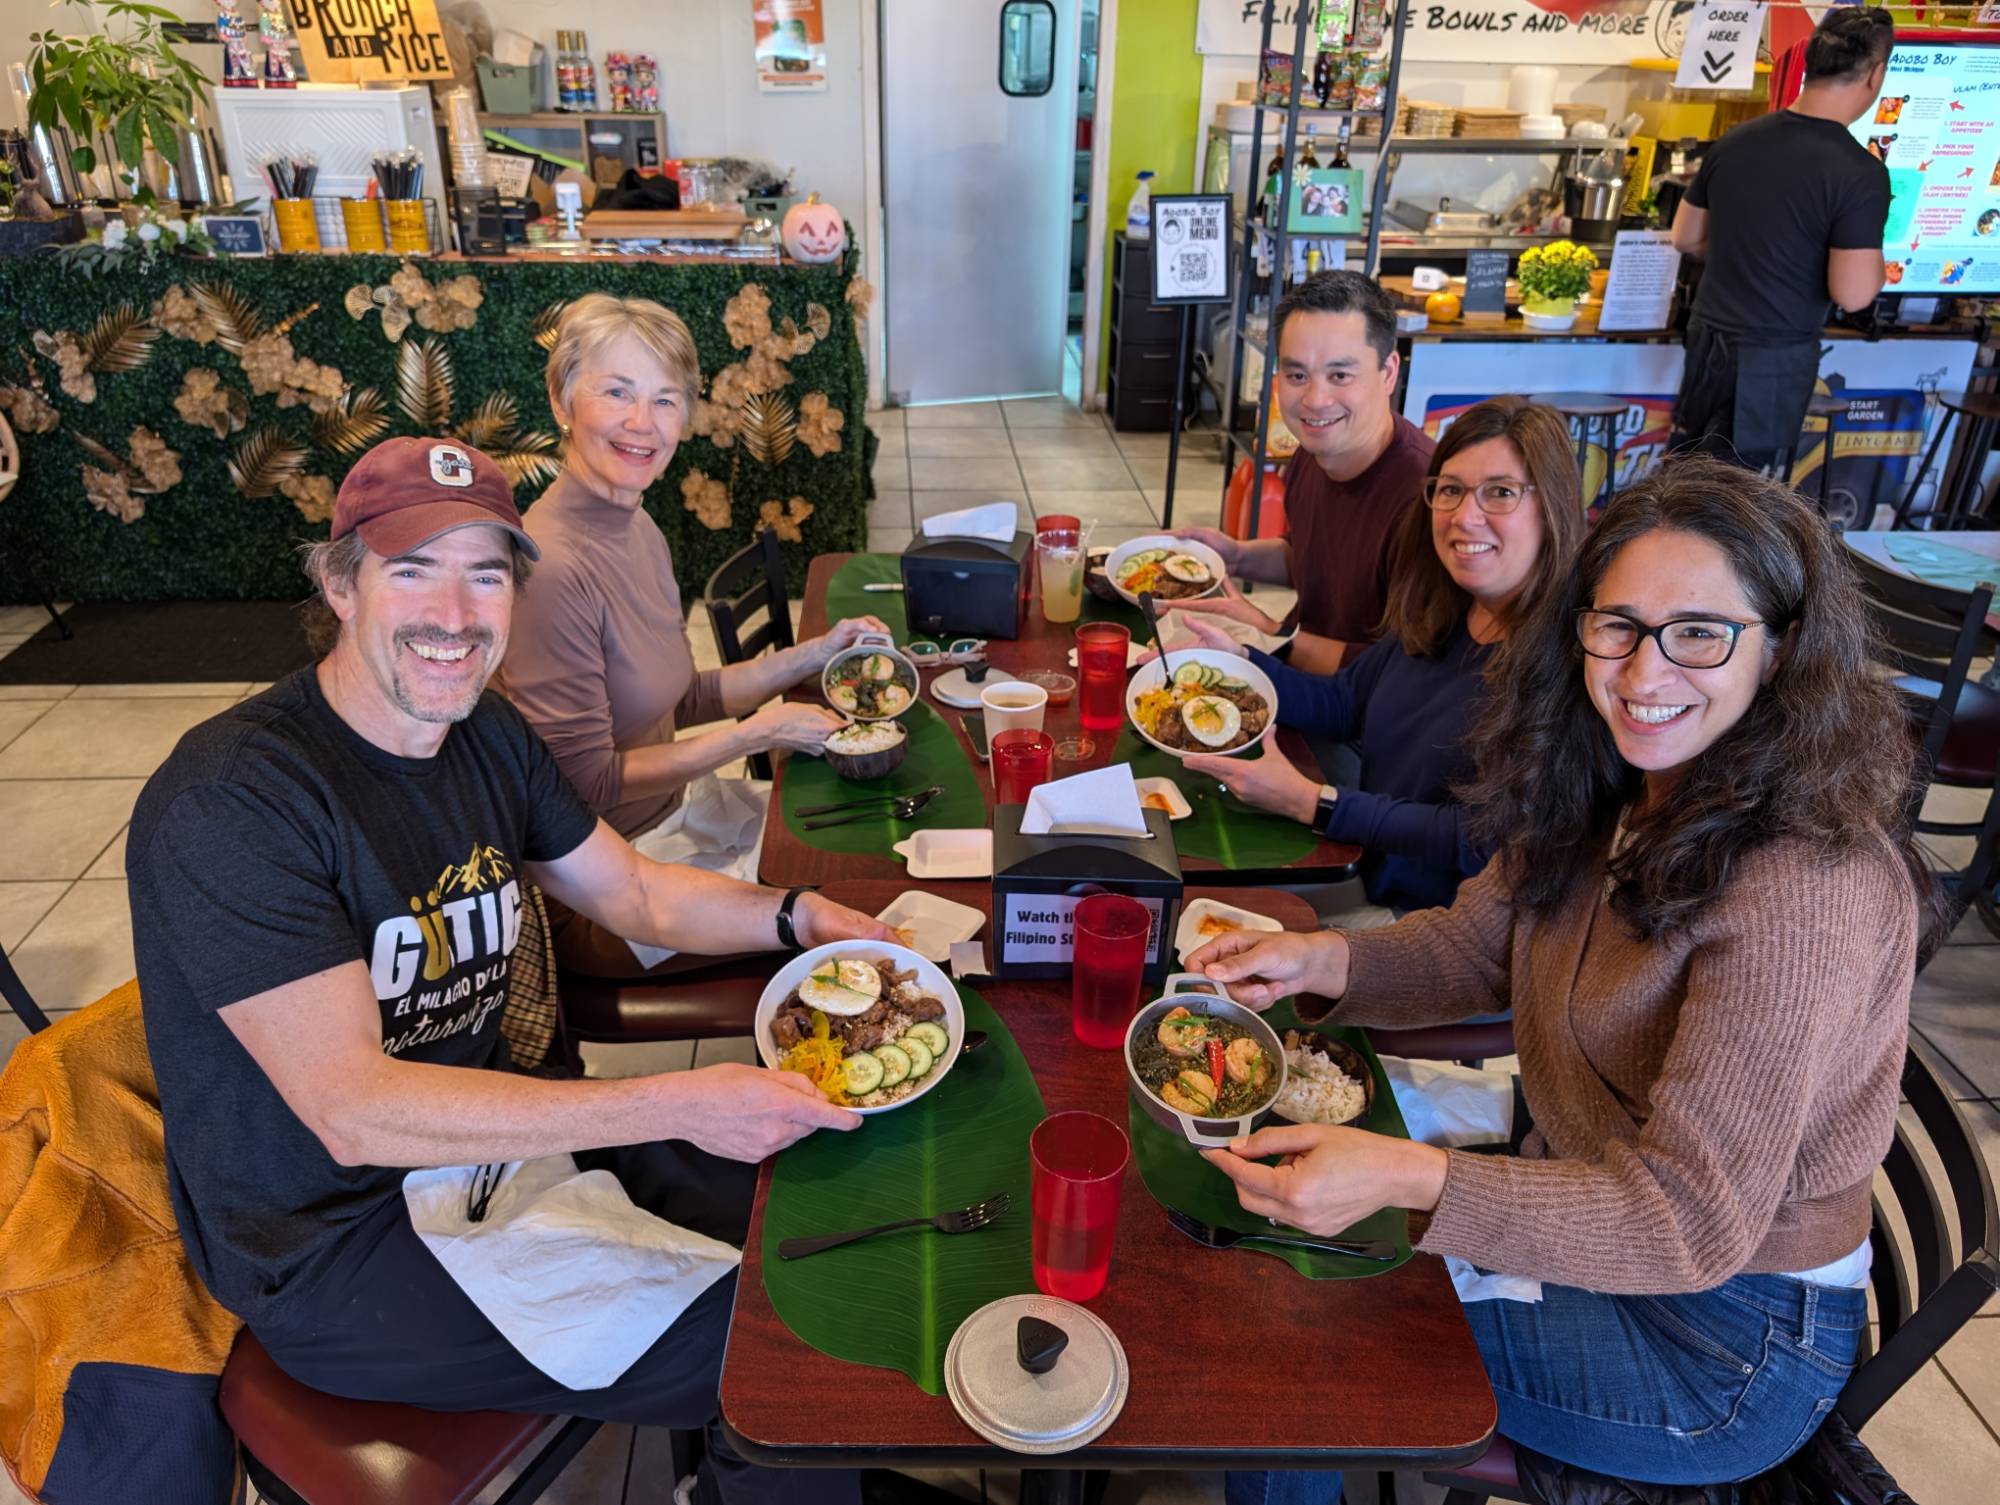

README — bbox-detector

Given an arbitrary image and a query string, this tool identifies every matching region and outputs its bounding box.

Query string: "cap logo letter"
[429,444,475,488]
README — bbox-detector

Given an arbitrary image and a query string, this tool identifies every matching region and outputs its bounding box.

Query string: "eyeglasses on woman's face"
[1423,476,1536,515]
[1574,609,1763,670]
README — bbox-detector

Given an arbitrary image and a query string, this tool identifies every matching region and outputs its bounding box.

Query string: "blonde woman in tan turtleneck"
[1196,459,1934,1500]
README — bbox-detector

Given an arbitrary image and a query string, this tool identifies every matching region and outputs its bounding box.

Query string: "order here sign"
[1674,3,1766,93]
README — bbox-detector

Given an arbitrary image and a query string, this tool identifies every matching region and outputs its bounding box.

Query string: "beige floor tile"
[1911,1025,1984,1100]
[0,778,145,880]
[1017,454,1139,491]
[872,424,909,458]
[0,636,27,659]
[909,456,1024,492]
[1126,453,1229,493]
[579,1038,696,1078]
[1149,487,1228,531]
[1939,1279,2000,1424]
[1947,903,1999,945]
[0,1013,38,1073]
[1862,1359,2000,1502]
[83,826,128,880]
[10,879,134,1012]
[1002,396,1104,429]
[864,407,904,431]
[867,526,915,554]
[868,491,912,530]
[0,881,69,951]
[0,605,68,636]
[0,683,73,701]
[1909,945,2000,1097]
[907,428,1018,460]
[1007,429,1126,460]
[905,401,1005,428]
[0,695,238,780]
[691,1034,761,1067]
[872,452,910,492]
[69,682,252,699]
[0,699,57,754]
[913,491,1019,524]
[1091,525,1172,549]
[1027,490,1156,527]
[515,1420,633,1505]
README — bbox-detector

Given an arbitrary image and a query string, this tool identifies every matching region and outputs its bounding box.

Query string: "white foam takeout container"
[1174,897,1285,965]
[1133,776,1192,821]
[875,889,987,963]
[892,828,995,879]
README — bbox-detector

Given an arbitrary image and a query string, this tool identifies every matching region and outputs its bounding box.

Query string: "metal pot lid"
[944,1294,1129,1455]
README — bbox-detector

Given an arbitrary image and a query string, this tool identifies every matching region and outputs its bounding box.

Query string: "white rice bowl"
[1271,1039,1369,1126]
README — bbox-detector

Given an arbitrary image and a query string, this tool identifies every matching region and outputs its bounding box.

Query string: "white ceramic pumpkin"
[782,193,848,263]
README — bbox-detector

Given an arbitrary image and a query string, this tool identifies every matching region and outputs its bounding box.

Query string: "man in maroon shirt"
[1177,270,1433,674]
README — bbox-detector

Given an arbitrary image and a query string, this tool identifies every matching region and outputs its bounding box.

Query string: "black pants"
[252,1139,857,1505]
[1671,317,1821,477]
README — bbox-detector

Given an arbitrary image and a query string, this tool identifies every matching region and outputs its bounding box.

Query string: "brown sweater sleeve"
[500,557,628,815]
[1306,860,1518,1026]
[1417,843,1914,1294]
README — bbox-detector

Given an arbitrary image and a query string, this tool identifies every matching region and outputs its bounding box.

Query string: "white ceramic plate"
[1175,897,1286,964]
[1133,776,1192,821]
[930,667,1027,710]
[1124,647,1279,761]
[892,828,994,879]
[1104,534,1229,608]
[754,941,965,1115]
[875,890,987,963]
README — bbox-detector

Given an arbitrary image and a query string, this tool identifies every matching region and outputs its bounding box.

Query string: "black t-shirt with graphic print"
[126,667,599,1323]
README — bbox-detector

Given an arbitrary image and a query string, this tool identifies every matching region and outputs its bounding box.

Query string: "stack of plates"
[1555,102,1608,129]
[1518,114,1565,140]
[1454,107,1523,139]
[1402,100,1455,138]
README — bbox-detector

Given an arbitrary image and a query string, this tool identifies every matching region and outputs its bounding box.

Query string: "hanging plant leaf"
[530,300,569,352]
[82,304,159,375]
[269,302,321,340]
[453,390,520,452]
[191,282,267,356]
[396,337,455,434]
[739,390,797,468]
[228,425,308,499]
[491,441,562,489]
[310,387,390,456]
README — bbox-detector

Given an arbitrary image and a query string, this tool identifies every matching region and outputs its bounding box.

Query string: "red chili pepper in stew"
[1207,1038,1226,1092]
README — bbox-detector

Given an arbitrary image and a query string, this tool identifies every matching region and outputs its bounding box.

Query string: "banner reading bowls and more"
[1196,0,1677,62]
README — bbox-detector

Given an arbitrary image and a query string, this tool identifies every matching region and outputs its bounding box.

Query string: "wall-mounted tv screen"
[1847,40,2000,296]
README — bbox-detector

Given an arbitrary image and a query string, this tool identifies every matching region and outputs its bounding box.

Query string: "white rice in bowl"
[1271,1040,1369,1126]
[827,722,905,754]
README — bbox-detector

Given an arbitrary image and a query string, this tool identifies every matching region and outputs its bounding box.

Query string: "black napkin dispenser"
[989,804,1182,980]
[901,531,1030,641]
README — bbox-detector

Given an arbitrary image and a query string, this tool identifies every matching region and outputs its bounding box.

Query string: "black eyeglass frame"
[1573,608,1764,669]
[1421,476,1538,515]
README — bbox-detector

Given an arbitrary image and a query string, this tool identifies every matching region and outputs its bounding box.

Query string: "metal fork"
[797,783,944,819]
[1164,1206,1397,1262]
[800,787,944,830]
[777,1192,1013,1260]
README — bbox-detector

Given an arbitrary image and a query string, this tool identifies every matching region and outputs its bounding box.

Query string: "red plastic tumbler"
[1030,1110,1129,1301]
[1069,892,1151,1049]
[1074,622,1131,734]
[992,728,1054,806]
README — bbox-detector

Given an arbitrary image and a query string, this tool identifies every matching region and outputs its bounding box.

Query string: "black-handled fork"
[777,1192,1012,1260]
[1164,1206,1397,1262]
[798,783,944,818]
[801,787,944,830]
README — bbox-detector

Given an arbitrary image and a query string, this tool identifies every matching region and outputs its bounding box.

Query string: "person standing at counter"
[1669,7,1894,475]
[1175,270,1434,675]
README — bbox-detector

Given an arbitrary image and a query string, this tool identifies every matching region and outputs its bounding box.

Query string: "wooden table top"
[757,554,1364,889]
[719,879,1496,1471]
[1844,529,2000,632]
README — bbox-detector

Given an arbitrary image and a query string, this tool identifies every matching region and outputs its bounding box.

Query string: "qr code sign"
[1175,249,1213,287]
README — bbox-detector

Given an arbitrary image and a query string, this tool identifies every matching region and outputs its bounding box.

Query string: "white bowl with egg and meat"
[1104,534,1229,608]
[1124,647,1279,761]
[754,941,966,1114]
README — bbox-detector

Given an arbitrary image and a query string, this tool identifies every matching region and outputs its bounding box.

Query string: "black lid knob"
[1016,1315,1068,1376]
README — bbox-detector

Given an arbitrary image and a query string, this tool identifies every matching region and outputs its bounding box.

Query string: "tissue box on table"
[900,501,1030,641]
[989,804,1182,982]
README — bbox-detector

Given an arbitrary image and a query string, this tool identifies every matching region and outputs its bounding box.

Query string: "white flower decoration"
[137,221,161,243]
[163,217,188,240]
[100,221,128,248]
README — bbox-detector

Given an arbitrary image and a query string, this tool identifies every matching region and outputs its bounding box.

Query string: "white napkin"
[625,774,769,969]
[949,941,990,979]
[1159,608,1292,658]
[404,1155,741,1389]
[1019,764,1150,838]
[920,501,1019,542]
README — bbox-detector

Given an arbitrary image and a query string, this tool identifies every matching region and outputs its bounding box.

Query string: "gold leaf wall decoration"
[173,368,247,438]
[531,301,569,352]
[488,442,560,489]
[739,390,797,467]
[805,303,832,341]
[269,303,321,341]
[82,305,160,374]
[758,496,813,543]
[396,338,455,434]
[229,425,309,499]
[310,387,390,455]
[191,283,267,355]
[454,391,520,452]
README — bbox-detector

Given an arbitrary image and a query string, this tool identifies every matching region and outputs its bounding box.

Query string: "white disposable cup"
[981,681,1048,745]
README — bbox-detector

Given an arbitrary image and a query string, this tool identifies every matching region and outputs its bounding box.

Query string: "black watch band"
[774,886,811,952]
[1314,784,1339,834]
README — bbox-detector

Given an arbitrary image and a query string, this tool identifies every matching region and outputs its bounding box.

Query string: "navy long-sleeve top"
[1248,618,1495,912]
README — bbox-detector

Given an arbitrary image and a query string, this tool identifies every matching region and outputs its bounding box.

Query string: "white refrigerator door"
[883,0,1081,405]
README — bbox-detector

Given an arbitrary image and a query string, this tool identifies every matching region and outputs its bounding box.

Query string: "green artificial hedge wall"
[0,248,871,604]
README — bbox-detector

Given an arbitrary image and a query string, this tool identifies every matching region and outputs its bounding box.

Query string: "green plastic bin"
[477,56,546,115]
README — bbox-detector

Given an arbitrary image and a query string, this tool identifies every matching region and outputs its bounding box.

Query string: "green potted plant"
[26,0,209,201]
[1515,239,1599,331]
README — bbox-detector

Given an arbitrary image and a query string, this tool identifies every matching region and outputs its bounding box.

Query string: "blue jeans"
[1223,1272,1865,1505]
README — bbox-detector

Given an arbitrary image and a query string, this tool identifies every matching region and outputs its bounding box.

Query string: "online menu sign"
[1849,42,2000,296]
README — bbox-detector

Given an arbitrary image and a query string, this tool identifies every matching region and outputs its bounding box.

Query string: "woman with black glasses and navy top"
[1177,395,1584,920]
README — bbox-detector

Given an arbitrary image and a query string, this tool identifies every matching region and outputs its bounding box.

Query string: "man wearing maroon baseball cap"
[122,434,884,1503]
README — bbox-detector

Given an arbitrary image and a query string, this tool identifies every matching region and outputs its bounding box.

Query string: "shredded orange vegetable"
[778,1008,851,1104]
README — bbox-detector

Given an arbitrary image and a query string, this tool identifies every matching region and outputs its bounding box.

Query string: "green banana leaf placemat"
[823,553,1149,646]
[1881,535,2000,594]
[761,984,1044,1394]
[779,700,985,855]
[1113,731,1319,870]
[1129,1002,1412,1280]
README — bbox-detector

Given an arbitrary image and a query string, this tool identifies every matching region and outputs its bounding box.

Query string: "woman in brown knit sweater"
[1195,459,1932,1494]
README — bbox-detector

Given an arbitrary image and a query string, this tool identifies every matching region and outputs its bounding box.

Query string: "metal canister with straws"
[374,149,431,254]
[264,153,320,251]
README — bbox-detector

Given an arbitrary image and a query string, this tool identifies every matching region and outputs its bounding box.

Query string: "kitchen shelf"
[1381,137,1610,153]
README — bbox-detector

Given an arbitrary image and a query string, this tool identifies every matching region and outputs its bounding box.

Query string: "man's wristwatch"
[1313,784,1339,833]
[774,886,811,952]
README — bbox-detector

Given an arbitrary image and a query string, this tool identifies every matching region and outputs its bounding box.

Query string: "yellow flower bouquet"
[1516,240,1599,316]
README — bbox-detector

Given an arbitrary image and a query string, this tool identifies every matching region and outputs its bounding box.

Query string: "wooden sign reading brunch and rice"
[284,0,454,81]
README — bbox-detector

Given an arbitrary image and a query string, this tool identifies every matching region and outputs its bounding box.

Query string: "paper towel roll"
[1508,65,1557,119]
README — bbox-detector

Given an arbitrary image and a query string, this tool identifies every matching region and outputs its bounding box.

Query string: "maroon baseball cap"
[331,437,540,561]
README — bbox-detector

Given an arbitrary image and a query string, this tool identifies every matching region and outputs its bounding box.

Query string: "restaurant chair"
[1851,553,2000,936]
[1407,1043,2000,1505]
[704,527,798,782]
[1892,388,2000,531]
[0,941,54,1037]
[1799,391,1851,526]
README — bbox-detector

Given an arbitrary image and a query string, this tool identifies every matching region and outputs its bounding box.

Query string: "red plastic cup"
[1036,513,1082,534]
[992,727,1054,806]
[1069,892,1151,1049]
[1075,622,1131,734]
[1030,1110,1129,1301]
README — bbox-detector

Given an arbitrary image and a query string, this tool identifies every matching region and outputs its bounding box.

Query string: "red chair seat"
[558,957,768,1043]
[1429,1434,1520,1491]
[219,1329,552,1505]
[1895,674,2000,785]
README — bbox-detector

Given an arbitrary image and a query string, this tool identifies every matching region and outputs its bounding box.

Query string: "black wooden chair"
[1852,551,2000,938]
[703,527,798,782]
[0,942,52,1037]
